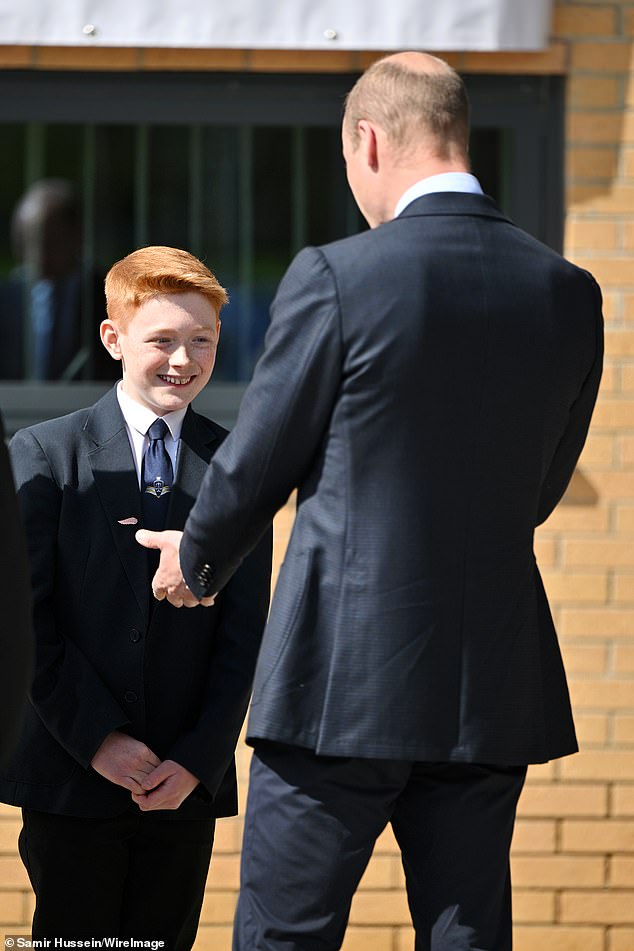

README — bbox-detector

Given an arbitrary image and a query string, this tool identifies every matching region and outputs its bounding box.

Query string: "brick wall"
[1,1,633,947]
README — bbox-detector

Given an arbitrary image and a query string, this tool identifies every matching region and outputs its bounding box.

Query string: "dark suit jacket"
[0,413,33,766]
[180,193,603,766]
[0,387,272,817]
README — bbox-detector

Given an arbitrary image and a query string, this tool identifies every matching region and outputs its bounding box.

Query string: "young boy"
[0,246,272,948]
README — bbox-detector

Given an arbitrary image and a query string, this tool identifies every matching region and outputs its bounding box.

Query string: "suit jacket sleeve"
[536,274,604,525]
[166,528,272,796]
[10,429,131,768]
[0,415,33,766]
[181,246,343,598]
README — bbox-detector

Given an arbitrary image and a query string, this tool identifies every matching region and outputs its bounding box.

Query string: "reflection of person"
[0,178,113,380]
[140,54,603,949]
[0,411,33,766]
[0,247,272,947]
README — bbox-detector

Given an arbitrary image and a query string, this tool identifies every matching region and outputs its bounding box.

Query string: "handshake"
[135,528,216,609]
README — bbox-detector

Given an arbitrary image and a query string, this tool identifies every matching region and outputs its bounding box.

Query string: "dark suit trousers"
[19,808,215,949]
[233,743,526,951]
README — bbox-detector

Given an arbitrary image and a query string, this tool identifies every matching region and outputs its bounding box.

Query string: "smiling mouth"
[159,375,194,386]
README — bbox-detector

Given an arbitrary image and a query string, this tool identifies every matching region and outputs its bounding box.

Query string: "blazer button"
[124,691,138,703]
[130,629,141,643]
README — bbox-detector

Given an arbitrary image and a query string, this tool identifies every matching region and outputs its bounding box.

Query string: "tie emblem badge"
[144,475,171,498]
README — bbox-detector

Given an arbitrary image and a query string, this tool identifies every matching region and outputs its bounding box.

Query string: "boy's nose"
[170,345,191,367]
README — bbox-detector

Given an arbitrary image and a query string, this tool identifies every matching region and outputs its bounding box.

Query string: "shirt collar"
[116,382,187,441]
[394,173,484,218]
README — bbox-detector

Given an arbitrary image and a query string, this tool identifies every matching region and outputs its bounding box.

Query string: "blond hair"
[344,56,470,160]
[105,246,228,323]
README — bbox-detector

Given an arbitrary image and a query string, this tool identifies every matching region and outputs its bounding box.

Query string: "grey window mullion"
[291,126,307,256]
[134,125,150,248]
[189,125,204,256]
[238,126,254,382]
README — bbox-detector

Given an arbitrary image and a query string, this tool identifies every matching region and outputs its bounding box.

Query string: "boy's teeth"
[161,375,191,385]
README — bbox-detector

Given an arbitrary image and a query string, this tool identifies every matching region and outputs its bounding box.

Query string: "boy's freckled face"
[104,292,221,416]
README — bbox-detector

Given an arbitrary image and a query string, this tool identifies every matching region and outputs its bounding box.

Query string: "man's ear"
[358,120,379,173]
[100,319,123,361]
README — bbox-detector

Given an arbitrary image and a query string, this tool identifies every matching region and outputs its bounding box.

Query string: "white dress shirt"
[116,383,186,488]
[394,172,484,219]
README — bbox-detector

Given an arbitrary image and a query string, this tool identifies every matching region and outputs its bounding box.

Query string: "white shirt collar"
[116,382,187,441]
[394,173,484,218]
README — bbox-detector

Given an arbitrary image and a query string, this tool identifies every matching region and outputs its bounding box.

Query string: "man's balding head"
[343,52,470,162]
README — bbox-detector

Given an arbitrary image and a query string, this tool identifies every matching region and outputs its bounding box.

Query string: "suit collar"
[397,192,511,223]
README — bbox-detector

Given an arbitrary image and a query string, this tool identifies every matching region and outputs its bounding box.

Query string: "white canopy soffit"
[1,1,555,52]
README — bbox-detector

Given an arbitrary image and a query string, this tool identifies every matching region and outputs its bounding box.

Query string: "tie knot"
[148,418,169,442]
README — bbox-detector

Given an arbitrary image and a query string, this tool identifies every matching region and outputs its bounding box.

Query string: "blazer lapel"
[86,388,149,625]
[167,406,220,530]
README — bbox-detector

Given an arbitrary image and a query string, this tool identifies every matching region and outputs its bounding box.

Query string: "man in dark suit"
[0,411,32,765]
[139,54,603,950]
[1,247,271,948]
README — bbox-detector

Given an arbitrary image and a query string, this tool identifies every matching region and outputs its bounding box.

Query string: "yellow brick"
[590,399,634,429]
[615,716,634,745]
[570,43,633,72]
[514,925,604,951]
[569,187,634,215]
[572,472,634,502]
[553,5,617,37]
[561,890,634,924]
[606,333,634,357]
[542,572,608,603]
[535,538,558,567]
[0,891,24,924]
[600,291,619,322]
[0,857,29,888]
[459,46,567,75]
[567,113,624,146]
[395,929,415,951]
[511,855,604,887]
[511,820,557,853]
[358,856,395,889]
[562,819,634,851]
[539,506,610,533]
[561,643,607,674]
[517,783,607,817]
[613,785,634,816]
[560,609,634,638]
[374,825,399,854]
[212,816,242,853]
[526,761,557,783]
[205,855,240,890]
[625,151,634,180]
[575,714,609,745]
[0,806,20,819]
[610,928,634,951]
[579,434,615,466]
[614,576,634,603]
[565,539,634,568]
[199,891,237,926]
[341,927,394,951]
[193,926,232,951]
[567,217,619,248]
[616,507,634,532]
[611,856,634,887]
[614,645,634,672]
[622,367,634,392]
[0,820,20,852]
[568,76,621,109]
[561,751,634,782]
[349,890,411,926]
[566,146,618,181]
[570,682,634,711]
[621,436,634,466]
[599,365,618,394]
[513,890,555,924]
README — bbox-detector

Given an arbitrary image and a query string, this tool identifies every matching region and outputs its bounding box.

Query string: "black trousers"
[233,743,527,951]
[19,808,215,950]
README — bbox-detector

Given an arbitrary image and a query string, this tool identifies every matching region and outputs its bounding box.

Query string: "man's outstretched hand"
[135,528,214,608]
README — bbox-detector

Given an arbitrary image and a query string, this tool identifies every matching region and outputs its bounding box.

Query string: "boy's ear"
[100,319,123,361]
